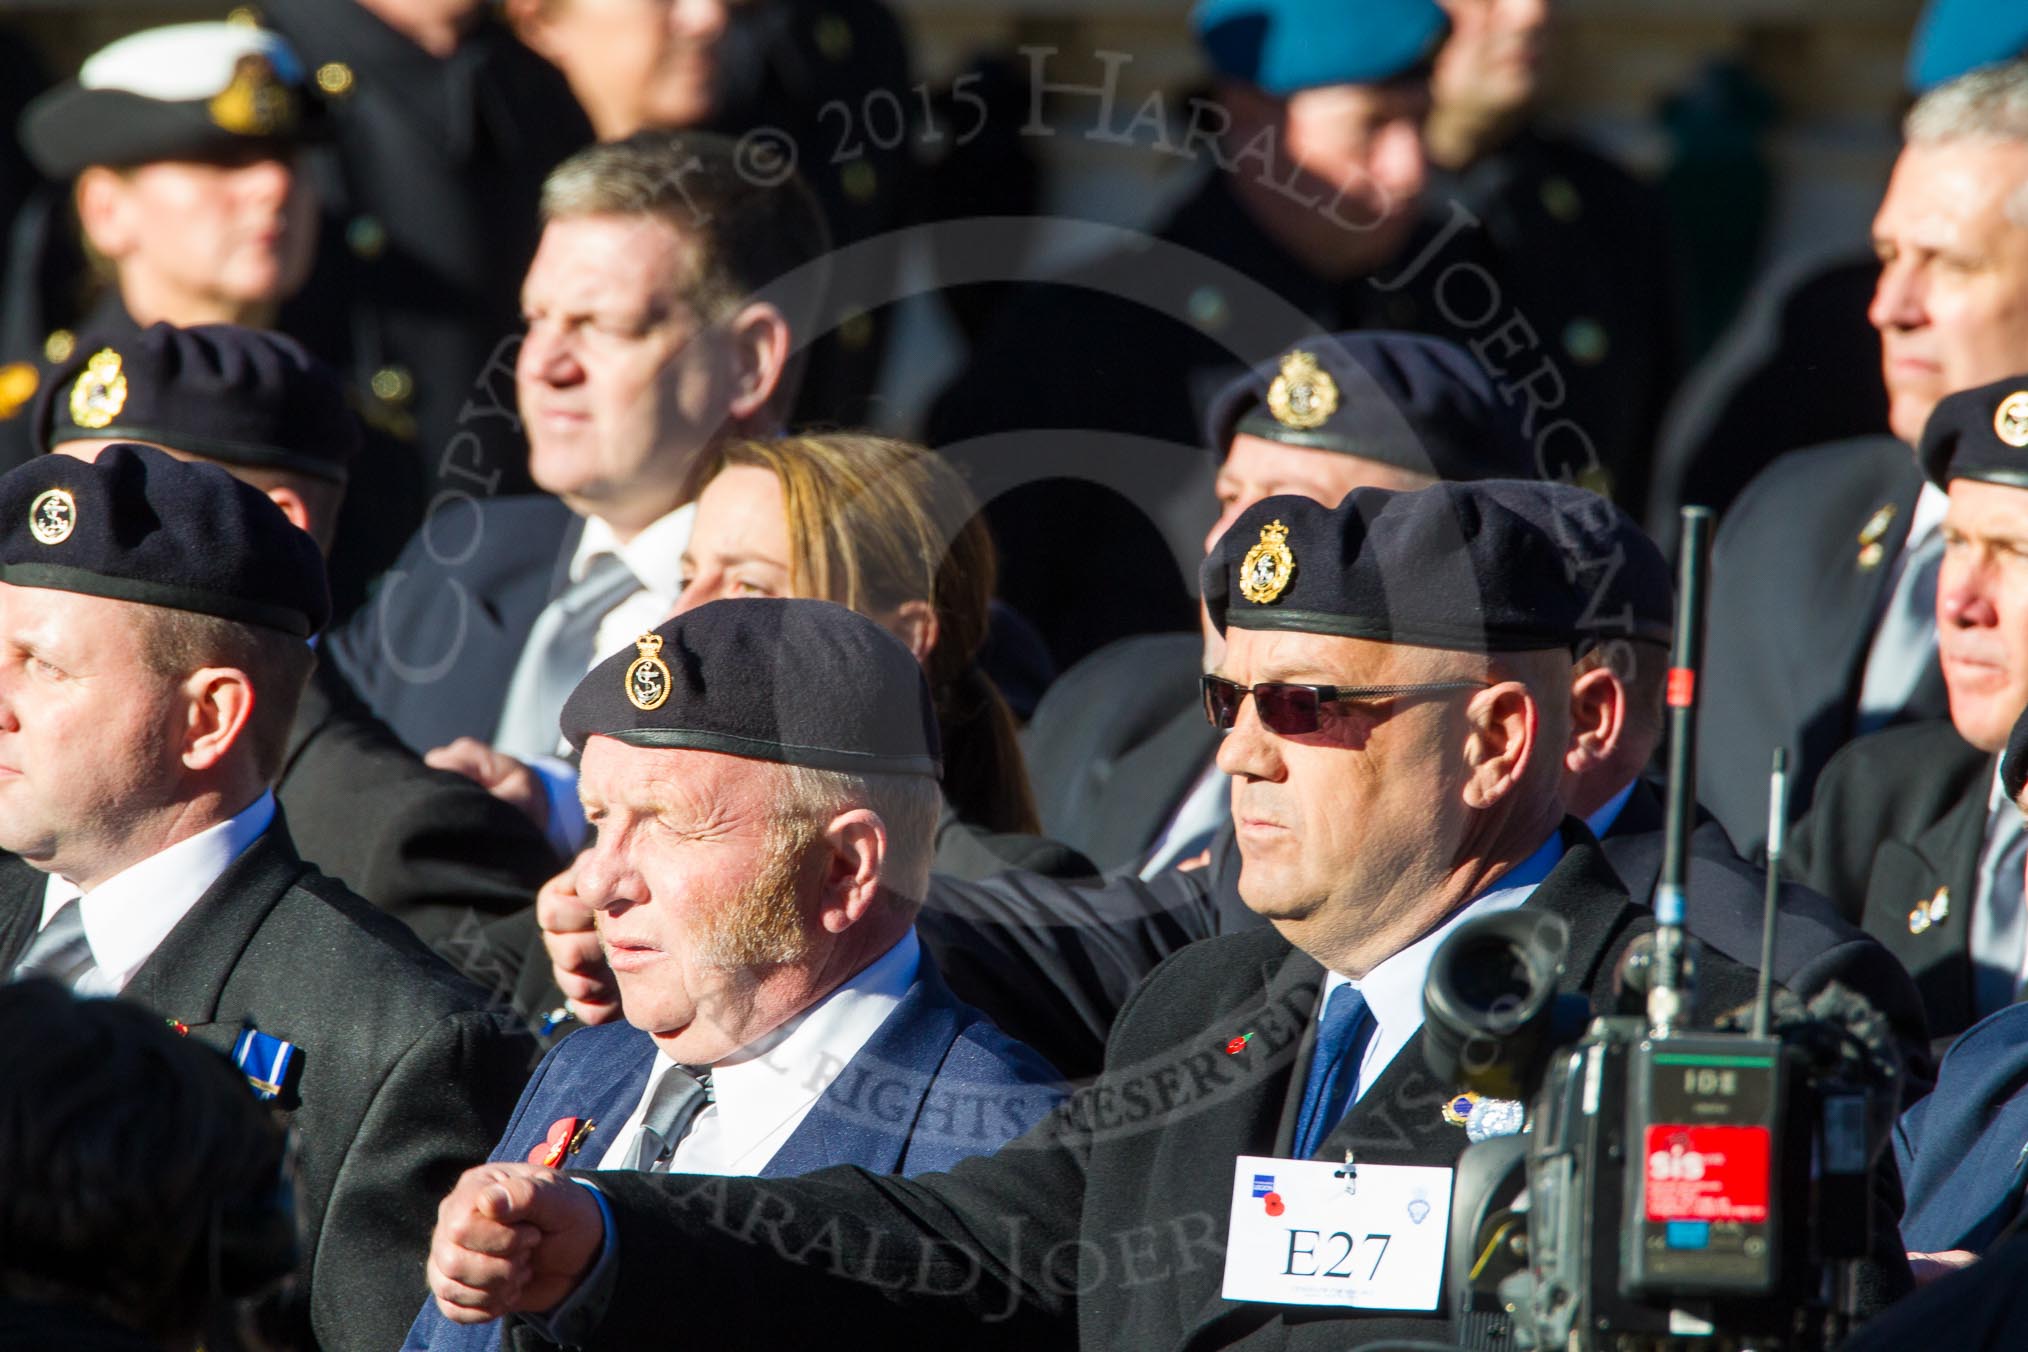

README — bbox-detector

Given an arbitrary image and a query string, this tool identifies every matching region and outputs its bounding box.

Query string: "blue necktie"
[1293,984,1374,1159]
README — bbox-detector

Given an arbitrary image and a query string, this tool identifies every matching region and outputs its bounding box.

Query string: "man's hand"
[426,737,549,831]
[428,1163,604,1321]
[1908,1248,1978,1285]
[539,862,621,1025]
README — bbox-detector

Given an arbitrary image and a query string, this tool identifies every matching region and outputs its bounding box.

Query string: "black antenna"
[1650,506,1712,1037]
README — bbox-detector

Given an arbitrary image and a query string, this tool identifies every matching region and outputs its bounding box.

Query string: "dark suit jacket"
[1698,436,1947,857]
[925,792,1930,1087]
[279,659,560,952]
[1022,631,1217,873]
[0,824,535,1352]
[1785,720,1993,1044]
[327,494,582,758]
[1895,1000,2028,1254]
[574,835,1778,1348]
[403,958,1066,1350]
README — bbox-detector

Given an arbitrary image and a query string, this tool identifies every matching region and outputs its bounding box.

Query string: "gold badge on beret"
[1266,351,1338,432]
[625,632,672,712]
[1997,391,2028,448]
[68,350,127,431]
[208,54,296,137]
[28,488,76,546]
[1238,519,1295,605]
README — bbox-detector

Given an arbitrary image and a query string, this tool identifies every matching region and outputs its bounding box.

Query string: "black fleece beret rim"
[592,727,941,779]
[0,559,314,637]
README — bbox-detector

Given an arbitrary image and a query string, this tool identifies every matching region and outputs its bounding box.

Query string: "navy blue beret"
[2006,703,2028,804]
[20,24,313,179]
[1906,1,2028,94]
[1205,332,1535,482]
[0,443,329,637]
[1919,373,2028,491]
[1204,479,1672,651]
[39,324,358,484]
[563,598,941,778]
[1192,0,1447,95]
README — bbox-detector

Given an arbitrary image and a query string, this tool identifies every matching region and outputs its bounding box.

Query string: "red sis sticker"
[1642,1125,1771,1223]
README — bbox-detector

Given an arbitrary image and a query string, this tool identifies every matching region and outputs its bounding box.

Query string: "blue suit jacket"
[1897,1002,2028,1253]
[327,495,582,757]
[404,957,1065,1350]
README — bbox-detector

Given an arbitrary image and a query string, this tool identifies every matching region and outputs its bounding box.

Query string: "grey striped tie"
[492,553,640,762]
[9,900,98,988]
[630,1066,714,1171]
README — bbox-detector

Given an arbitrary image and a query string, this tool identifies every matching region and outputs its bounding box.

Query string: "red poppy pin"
[530,1116,596,1168]
[1225,1032,1254,1055]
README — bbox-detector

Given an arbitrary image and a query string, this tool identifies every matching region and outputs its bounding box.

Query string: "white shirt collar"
[572,504,696,600]
[1908,480,1950,554]
[41,791,277,995]
[604,929,923,1176]
[1320,831,1562,1103]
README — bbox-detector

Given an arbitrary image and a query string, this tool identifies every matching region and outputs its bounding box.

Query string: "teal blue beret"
[1907,0,2028,93]
[1192,0,1448,95]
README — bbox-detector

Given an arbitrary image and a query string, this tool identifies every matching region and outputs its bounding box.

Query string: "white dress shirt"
[576,504,695,671]
[1316,831,1562,1106]
[38,791,276,995]
[599,930,922,1176]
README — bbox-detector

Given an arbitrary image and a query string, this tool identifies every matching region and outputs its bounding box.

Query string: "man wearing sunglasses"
[425,481,1907,1348]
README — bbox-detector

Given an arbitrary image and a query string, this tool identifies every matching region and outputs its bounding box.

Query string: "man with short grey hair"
[1699,59,2028,857]
[328,130,830,854]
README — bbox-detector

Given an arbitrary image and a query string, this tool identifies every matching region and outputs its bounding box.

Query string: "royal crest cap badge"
[68,349,127,430]
[1238,519,1295,604]
[1266,350,1338,432]
[28,488,75,546]
[1997,391,2028,448]
[626,632,672,711]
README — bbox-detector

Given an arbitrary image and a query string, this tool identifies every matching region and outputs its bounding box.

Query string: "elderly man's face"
[0,584,186,883]
[1938,478,2028,752]
[574,738,821,1062]
[1213,626,1481,943]
[518,213,741,535]
[1871,138,2028,444]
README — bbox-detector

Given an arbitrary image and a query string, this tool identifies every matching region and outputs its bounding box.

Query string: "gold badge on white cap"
[208,54,294,136]
[28,489,76,546]
[1239,519,1295,605]
[1266,351,1338,432]
[625,633,672,712]
[1996,391,2028,448]
[68,349,127,430]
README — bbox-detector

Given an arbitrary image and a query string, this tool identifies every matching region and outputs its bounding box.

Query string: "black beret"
[1204,332,1535,482]
[39,324,358,484]
[1203,479,1674,651]
[562,599,941,778]
[0,443,329,637]
[2005,703,2028,804]
[1920,373,2028,490]
[20,24,312,179]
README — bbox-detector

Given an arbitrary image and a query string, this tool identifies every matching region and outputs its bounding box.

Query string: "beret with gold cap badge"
[1203,479,1673,652]
[0,442,328,637]
[562,598,941,779]
[1920,373,2028,491]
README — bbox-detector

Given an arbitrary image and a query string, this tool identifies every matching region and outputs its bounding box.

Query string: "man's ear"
[815,807,886,932]
[1565,664,1626,779]
[263,485,313,537]
[1460,680,1539,810]
[180,667,257,773]
[75,169,137,263]
[724,301,792,427]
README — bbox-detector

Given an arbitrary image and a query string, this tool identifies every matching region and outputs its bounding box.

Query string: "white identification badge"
[1221,1154,1452,1311]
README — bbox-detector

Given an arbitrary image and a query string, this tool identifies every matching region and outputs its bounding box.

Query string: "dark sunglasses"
[1200,674,1490,734]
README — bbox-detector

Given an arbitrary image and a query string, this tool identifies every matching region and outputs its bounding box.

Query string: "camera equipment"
[1422,509,1898,1350]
